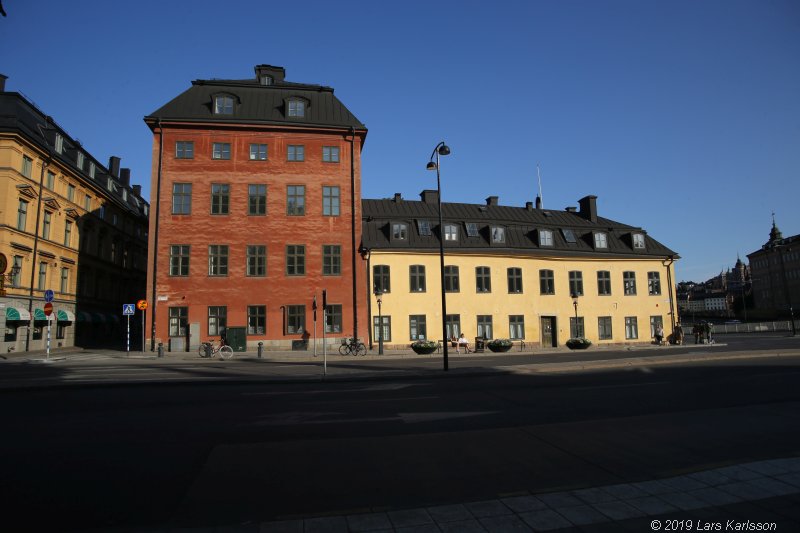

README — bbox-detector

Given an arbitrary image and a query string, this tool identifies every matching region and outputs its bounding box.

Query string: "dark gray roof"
[144,65,366,131]
[362,195,678,259]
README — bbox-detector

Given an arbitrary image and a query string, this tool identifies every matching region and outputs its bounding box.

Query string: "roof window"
[561,229,577,243]
[287,98,306,118]
[417,220,432,236]
[214,95,235,115]
[465,222,479,237]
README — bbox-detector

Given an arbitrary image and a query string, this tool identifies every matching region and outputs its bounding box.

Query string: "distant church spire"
[769,212,783,244]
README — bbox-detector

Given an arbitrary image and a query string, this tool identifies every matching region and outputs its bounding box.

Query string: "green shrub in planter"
[487,338,513,353]
[566,337,592,349]
[411,340,438,355]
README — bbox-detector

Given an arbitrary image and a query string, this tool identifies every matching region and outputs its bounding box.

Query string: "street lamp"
[427,141,451,371]
[571,292,579,338]
[0,262,21,296]
[374,288,384,355]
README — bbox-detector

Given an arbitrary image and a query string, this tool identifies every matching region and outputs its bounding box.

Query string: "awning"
[77,311,92,322]
[57,310,75,322]
[33,308,48,321]
[5,307,31,321]
[93,312,106,323]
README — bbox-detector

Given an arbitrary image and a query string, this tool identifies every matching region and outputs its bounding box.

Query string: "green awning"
[92,312,106,323]
[5,307,31,321]
[57,309,75,322]
[33,308,48,321]
[77,311,92,322]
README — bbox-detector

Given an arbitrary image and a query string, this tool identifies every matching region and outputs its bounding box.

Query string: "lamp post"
[1,262,22,296]
[426,141,451,371]
[571,292,579,338]
[374,288,384,355]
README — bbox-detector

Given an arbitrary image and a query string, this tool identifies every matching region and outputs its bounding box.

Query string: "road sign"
[136,299,148,311]
[44,289,54,303]
[123,304,135,316]
[43,302,53,316]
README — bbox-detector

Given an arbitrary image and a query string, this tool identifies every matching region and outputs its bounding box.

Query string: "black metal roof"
[144,65,367,131]
[362,194,679,260]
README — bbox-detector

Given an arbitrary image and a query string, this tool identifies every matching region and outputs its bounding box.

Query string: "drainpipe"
[348,126,359,343]
[364,248,373,349]
[150,118,164,351]
[663,256,676,333]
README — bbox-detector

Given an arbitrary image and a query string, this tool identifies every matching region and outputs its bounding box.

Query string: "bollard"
[157,342,164,358]
[258,341,263,359]
[205,342,212,358]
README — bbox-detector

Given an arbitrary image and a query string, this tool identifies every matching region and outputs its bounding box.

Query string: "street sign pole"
[126,314,130,355]
[43,299,53,361]
[46,316,51,361]
[142,309,146,353]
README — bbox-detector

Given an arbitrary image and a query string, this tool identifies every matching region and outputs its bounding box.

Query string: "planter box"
[411,344,437,355]
[488,344,512,353]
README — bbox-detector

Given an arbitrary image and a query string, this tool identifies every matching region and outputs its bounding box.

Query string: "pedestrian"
[706,322,714,344]
[675,323,684,345]
[655,324,664,345]
[693,323,701,344]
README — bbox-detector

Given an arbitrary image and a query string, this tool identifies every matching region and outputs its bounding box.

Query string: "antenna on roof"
[536,163,544,209]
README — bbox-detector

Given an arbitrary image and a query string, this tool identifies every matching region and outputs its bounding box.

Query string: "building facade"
[1,75,149,353]
[144,65,367,351]
[362,193,679,348]
[748,218,799,319]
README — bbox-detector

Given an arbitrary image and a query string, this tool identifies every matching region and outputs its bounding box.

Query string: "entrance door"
[541,316,557,347]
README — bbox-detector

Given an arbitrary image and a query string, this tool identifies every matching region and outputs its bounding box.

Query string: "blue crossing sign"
[44,289,54,303]
[122,304,135,316]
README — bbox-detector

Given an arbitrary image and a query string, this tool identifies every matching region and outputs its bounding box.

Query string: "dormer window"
[77,152,85,170]
[444,224,459,241]
[539,229,554,247]
[594,232,608,249]
[633,233,646,249]
[260,75,273,86]
[491,226,506,244]
[465,222,479,237]
[55,134,64,154]
[392,222,408,241]
[214,95,235,115]
[287,99,305,118]
[89,162,96,179]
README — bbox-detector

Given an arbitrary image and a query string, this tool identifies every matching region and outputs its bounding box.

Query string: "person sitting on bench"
[457,333,471,353]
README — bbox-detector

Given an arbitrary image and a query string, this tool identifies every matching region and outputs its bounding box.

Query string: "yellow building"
[361,192,678,349]
[1,75,149,353]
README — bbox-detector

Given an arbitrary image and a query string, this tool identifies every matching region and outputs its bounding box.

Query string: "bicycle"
[198,339,234,360]
[339,337,366,356]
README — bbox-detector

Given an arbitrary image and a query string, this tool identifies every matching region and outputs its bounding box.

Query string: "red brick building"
[144,65,367,351]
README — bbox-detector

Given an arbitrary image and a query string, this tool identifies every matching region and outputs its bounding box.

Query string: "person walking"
[655,324,664,345]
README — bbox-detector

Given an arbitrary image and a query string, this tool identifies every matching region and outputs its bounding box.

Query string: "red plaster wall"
[146,124,367,347]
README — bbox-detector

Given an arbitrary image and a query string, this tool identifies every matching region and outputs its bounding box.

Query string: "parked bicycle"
[339,337,366,356]
[198,338,234,359]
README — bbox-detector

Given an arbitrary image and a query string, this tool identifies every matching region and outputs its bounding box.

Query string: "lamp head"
[426,161,437,171]
[437,143,451,156]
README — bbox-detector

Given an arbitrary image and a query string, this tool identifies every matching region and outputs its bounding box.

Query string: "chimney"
[578,195,598,223]
[108,156,121,178]
[565,206,577,213]
[486,196,498,206]
[393,193,402,203]
[420,190,439,204]
[132,184,142,197]
[536,195,542,210]
[0,74,7,92]
[525,202,533,211]
[120,168,131,186]
[254,64,286,84]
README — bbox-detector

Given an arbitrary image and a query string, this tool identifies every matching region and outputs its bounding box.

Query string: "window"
[445,314,461,339]
[211,184,230,215]
[491,226,506,244]
[89,162,96,179]
[562,229,577,243]
[323,146,340,162]
[477,315,493,339]
[38,262,47,290]
[392,223,408,241]
[287,305,305,334]
[208,306,227,336]
[509,315,525,339]
[322,245,341,275]
[410,265,426,292]
[633,233,646,249]
[625,317,639,339]
[248,305,266,335]
[540,269,555,294]
[55,134,64,154]
[465,222,480,237]
[444,265,460,292]
[417,220,432,236]
[41,211,52,240]
[214,95,234,115]
[507,267,523,293]
[17,200,28,231]
[249,144,268,160]
[169,308,188,337]
[67,184,75,202]
[84,194,91,211]
[598,317,613,340]
[287,145,305,161]
[476,266,491,293]
[260,75,273,86]
[77,152,85,170]
[597,271,612,295]
[323,186,340,216]
[248,184,267,215]
[246,245,266,277]
[409,315,427,340]
[10,256,22,287]
[176,141,194,159]
[111,240,118,263]
[208,245,229,276]
[64,220,73,247]
[60,267,70,294]
[287,99,305,117]
[569,271,584,297]
[624,271,637,295]
[650,316,664,339]
[286,245,305,275]
[212,143,231,160]
[22,155,33,178]
[648,272,661,295]
[172,184,192,214]
[444,224,459,241]
[287,185,305,215]
[326,304,343,334]
[570,316,585,338]
[373,315,392,342]
[373,265,391,293]
[46,171,55,190]
[98,205,105,220]
[170,245,190,276]
[539,229,554,247]
[594,232,608,249]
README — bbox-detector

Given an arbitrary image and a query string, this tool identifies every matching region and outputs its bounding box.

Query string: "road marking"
[569,381,671,391]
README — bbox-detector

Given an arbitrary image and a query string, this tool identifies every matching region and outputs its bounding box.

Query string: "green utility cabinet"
[226,327,247,352]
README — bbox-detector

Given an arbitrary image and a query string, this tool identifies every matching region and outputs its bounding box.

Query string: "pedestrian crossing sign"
[123,304,135,316]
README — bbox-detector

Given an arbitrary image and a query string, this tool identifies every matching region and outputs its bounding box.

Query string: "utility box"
[226,327,247,352]
[474,337,486,353]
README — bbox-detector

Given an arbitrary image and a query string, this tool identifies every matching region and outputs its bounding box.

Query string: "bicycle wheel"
[198,344,207,357]
[355,342,367,356]
[338,344,350,356]
[219,345,233,360]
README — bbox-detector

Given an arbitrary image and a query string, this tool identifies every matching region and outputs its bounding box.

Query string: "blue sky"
[2,0,798,282]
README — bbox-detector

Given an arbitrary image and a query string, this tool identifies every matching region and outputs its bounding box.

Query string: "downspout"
[150,118,164,351]
[349,126,358,343]
[663,256,676,333]
[26,122,53,352]
[365,248,373,349]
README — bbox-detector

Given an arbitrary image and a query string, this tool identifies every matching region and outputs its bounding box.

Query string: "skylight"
[417,220,432,236]
[561,229,577,243]
[465,222,479,237]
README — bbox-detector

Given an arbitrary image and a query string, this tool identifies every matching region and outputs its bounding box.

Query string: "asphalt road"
[1,340,799,531]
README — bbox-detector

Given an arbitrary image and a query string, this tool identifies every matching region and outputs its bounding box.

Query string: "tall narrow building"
[144,65,367,351]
